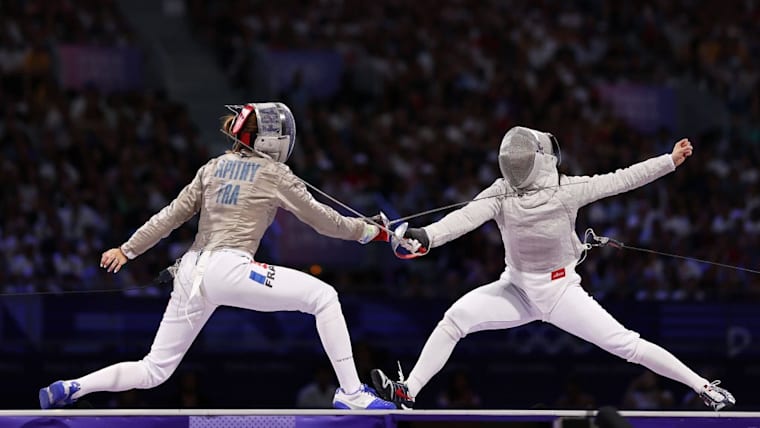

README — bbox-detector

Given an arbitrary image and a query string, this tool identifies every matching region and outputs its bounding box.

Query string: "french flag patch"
[551,268,566,281]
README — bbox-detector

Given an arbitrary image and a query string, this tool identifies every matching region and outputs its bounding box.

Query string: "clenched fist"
[671,138,693,168]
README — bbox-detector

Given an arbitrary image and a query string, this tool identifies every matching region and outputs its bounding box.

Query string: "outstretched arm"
[421,179,505,249]
[276,167,381,243]
[101,163,208,273]
[566,139,692,207]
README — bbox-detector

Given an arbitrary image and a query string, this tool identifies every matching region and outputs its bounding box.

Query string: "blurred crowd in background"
[3,0,760,299]
[0,0,208,293]
[1,0,759,411]
[187,0,760,302]
[189,0,760,300]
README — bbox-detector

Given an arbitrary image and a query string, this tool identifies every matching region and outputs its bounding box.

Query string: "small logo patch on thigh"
[249,265,276,287]
[551,268,566,281]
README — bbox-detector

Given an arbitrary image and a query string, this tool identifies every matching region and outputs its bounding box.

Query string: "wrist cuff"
[120,245,137,260]
[358,224,379,244]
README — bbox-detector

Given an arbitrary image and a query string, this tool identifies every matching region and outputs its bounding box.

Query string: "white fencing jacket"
[424,153,676,275]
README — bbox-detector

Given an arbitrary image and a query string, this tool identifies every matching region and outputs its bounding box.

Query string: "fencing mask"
[498,126,561,188]
[225,102,296,163]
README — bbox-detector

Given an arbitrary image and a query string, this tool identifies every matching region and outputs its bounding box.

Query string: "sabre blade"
[388,181,589,225]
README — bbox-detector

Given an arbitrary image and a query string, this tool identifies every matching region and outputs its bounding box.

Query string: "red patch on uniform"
[551,268,566,280]
[251,261,268,269]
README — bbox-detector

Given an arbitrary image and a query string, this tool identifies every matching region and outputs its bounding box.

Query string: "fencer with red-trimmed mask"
[39,102,394,410]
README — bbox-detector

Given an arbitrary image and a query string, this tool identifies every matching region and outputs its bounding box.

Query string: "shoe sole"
[333,401,351,410]
[332,400,395,410]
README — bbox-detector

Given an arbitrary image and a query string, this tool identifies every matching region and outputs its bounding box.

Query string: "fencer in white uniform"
[372,127,735,411]
[39,102,394,410]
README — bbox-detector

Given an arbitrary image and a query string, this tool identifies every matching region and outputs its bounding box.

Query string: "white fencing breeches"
[406,274,708,397]
[71,249,362,398]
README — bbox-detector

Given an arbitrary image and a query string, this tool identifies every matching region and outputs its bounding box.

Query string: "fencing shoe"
[39,380,81,409]
[699,380,736,411]
[332,384,395,409]
[371,368,415,409]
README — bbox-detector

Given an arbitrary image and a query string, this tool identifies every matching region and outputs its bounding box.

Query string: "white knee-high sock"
[407,321,461,397]
[71,361,154,399]
[315,300,361,394]
[631,339,709,392]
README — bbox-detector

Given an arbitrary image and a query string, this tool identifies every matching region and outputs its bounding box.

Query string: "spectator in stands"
[554,374,597,410]
[296,364,337,409]
[436,370,482,409]
[184,0,760,302]
[622,370,675,410]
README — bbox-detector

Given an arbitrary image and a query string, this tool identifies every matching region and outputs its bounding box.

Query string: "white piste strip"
[0,409,757,418]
